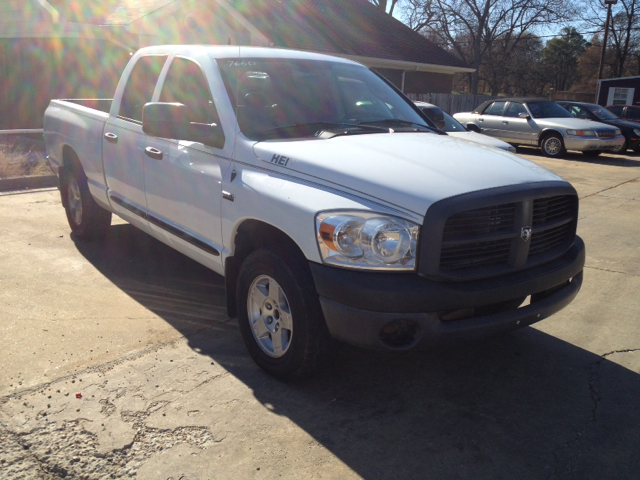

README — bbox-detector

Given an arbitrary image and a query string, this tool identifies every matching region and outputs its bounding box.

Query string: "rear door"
[477,101,507,138]
[103,54,168,226]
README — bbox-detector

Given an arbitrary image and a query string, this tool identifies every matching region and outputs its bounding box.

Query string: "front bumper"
[564,134,625,152]
[310,237,585,350]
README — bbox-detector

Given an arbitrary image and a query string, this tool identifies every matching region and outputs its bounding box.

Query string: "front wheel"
[540,133,566,158]
[236,248,334,380]
[61,164,112,240]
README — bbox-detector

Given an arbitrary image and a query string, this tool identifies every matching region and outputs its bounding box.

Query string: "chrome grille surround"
[595,129,616,139]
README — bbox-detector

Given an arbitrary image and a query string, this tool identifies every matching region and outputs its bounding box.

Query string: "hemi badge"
[222,191,235,202]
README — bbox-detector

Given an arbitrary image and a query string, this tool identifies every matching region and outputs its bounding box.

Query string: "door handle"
[104,132,118,143]
[478,118,484,122]
[502,121,509,124]
[145,146,163,160]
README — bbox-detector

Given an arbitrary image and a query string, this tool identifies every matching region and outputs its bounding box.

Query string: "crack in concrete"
[601,348,640,357]
[580,175,640,200]
[0,329,216,402]
[584,265,639,277]
[547,347,640,479]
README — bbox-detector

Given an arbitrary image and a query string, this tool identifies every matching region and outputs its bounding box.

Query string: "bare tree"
[403,0,575,94]
[581,0,640,78]
[369,0,402,15]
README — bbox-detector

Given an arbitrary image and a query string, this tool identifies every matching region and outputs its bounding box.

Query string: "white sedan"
[415,101,516,153]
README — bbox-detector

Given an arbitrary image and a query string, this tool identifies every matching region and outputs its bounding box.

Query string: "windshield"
[442,112,466,132]
[526,102,573,119]
[588,105,620,121]
[217,58,430,140]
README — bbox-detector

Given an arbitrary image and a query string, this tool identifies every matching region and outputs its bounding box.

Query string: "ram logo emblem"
[521,226,532,242]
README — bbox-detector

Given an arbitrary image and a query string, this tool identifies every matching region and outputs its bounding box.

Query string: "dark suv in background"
[558,101,640,153]
[606,105,640,125]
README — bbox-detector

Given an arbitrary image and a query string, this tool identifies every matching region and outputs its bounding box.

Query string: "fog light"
[379,319,419,348]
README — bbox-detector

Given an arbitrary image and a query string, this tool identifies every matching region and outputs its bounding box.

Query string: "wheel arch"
[537,128,565,147]
[224,219,312,318]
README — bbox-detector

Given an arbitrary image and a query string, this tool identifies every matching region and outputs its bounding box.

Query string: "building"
[1,0,472,129]
[597,76,640,107]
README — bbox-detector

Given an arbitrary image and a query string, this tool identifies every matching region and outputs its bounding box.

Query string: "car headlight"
[566,129,596,137]
[315,211,419,271]
[634,129,640,136]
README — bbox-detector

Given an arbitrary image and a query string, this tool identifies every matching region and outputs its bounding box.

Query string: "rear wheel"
[540,133,566,158]
[61,162,111,240]
[236,248,334,380]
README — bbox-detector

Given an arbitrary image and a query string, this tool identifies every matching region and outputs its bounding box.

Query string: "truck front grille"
[418,185,579,281]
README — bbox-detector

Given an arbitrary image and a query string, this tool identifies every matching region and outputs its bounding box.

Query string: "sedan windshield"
[442,112,466,132]
[588,105,620,121]
[526,102,573,119]
[217,58,431,140]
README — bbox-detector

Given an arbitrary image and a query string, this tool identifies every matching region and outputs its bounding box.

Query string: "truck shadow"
[73,224,640,480]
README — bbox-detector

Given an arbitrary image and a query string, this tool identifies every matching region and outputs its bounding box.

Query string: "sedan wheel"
[541,133,566,158]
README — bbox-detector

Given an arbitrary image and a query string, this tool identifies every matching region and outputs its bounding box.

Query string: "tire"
[582,150,602,157]
[611,139,628,154]
[61,162,112,240]
[236,248,334,380]
[540,133,566,158]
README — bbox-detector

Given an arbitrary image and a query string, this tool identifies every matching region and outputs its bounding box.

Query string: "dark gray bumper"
[310,237,585,350]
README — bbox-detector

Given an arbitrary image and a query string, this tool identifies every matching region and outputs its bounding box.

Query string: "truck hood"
[253,132,563,216]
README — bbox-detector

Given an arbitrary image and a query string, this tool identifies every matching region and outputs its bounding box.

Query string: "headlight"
[633,129,640,136]
[316,211,419,271]
[566,129,596,136]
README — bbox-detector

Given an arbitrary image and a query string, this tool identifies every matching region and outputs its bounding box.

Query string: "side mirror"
[422,106,446,131]
[143,102,225,148]
[518,112,531,120]
[143,102,190,138]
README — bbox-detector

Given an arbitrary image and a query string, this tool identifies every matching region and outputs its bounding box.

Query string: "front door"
[143,56,233,269]
[502,102,538,145]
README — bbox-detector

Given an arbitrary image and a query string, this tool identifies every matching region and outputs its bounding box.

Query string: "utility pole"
[598,0,618,81]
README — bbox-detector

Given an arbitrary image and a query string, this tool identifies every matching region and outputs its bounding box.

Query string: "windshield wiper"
[358,119,441,133]
[255,122,390,140]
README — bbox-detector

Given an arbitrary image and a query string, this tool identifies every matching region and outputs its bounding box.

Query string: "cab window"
[159,57,221,127]
[119,55,167,122]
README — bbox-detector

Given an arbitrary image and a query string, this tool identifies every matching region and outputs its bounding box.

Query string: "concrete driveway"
[1,148,639,479]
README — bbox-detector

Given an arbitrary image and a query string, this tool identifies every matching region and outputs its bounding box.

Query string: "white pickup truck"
[44,45,585,380]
